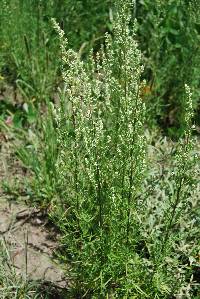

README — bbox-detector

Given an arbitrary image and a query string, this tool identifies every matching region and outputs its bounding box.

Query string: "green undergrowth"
[1,1,200,134]
[0,0,112,105]
[136,0,200,135]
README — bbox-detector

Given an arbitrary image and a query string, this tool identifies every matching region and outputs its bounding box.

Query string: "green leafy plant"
[51,1,148,296]
[13,0,199,297]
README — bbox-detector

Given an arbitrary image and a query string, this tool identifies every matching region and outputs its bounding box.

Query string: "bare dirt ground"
[0,131,67,291]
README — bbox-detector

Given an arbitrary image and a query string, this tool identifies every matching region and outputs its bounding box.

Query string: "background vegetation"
[0,0,199,298]
[1,0,200,133]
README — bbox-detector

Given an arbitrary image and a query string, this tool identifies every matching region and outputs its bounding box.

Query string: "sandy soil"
[0,131,67,290]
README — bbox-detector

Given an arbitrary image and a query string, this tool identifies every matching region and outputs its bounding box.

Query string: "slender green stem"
[161,176,184,254]
[161,130,190,254]
[96,161,103,228]
[71,103,80,226]
[126,80,141,243]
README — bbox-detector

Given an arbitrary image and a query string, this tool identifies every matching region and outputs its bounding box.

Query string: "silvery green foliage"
[138,87,199,297]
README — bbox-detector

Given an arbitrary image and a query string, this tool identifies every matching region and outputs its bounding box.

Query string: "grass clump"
[0,238,39,299]
[0,0,112,104]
